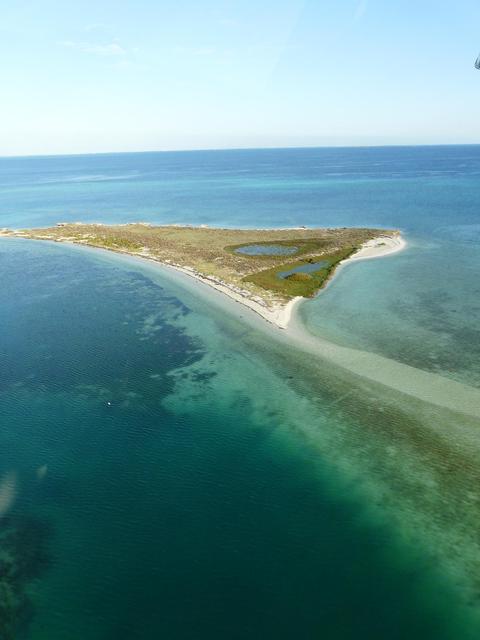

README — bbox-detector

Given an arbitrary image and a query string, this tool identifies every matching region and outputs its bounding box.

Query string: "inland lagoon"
[277,259,330,279]
[234,244,299,256]
[1,146,480,638]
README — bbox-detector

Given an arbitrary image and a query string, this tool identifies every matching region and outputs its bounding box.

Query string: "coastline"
[0,228,405,331]
[59,234,480,421]
[342,233,406,262]
[5,238,480,640]
[5,232,480,421]
[139,242,480,422]
[167,233,406,329]
[151,260,304,330]
[139,232,406,330]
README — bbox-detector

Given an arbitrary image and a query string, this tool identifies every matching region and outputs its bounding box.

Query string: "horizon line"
[2,141,480,160]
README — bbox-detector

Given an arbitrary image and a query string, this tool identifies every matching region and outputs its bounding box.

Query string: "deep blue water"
[1,146,480,638]
[1,145,479,233]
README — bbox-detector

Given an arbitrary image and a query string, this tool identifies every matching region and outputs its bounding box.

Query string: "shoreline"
[169,233,406,329]
[0,227,405,330]
[4,233,480,421]
[343,233,406,262]
[140,242,480,422]
[0,229,406,330]
[140,232,407,330]
[62,236,480,421]
[151,259,304,330]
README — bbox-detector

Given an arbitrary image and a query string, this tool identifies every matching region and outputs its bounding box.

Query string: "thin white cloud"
[60,40,127,56]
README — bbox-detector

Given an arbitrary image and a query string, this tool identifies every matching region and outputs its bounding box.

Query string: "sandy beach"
[0,229,406,330]
[131,239,480,422]
[7,229,480,421]
[153,232,406,330]
[157,262,304,329]
[344,233,406,262]
[75,234,480,421]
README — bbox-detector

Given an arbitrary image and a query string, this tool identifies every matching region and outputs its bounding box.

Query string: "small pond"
[234,244,298,256]
[277,260,329,279]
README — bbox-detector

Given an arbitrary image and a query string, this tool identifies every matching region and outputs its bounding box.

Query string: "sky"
[1,0,480,155]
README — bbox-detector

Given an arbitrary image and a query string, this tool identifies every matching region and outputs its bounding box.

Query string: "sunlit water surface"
[1,146,480,638]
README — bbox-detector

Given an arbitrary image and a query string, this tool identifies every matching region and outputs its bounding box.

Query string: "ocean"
[1,146,480,638]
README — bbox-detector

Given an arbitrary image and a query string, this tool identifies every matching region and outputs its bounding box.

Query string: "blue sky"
[1,0,480,155]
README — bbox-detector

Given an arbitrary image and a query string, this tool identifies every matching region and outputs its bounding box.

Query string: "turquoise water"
[1,146,480,638]
[235,244,298,256]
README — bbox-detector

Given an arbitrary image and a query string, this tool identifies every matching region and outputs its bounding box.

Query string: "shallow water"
[1,146,480,638]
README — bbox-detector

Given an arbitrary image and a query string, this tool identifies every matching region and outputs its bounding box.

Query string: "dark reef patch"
[0,515,51,639]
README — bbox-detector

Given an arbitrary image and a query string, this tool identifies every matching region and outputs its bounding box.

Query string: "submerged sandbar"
[0,223,404,328]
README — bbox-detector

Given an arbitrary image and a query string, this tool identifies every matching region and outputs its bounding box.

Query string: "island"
[0,223,405,328]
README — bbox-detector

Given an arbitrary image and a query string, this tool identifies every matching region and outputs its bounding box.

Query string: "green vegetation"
[285,272,312,281]
[88,235,143,252]
[2,223,396,304]
[244,247,356,297]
